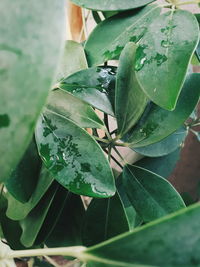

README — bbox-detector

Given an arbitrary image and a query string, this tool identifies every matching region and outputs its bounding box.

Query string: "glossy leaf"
[123,165,185,222]
[71,0,155,11]
[82,193,129,247]
[55,40,87,82]
[136,148,181,179]
[134,127,187,157]
[6,167,54,220]
[35,110,115,198]
[46,89,105,129]
[46,194,85,247]
[85,5,161,66]
[116,43,147,136]
[124,74,200,147]
[5,139,42,203]
[59,66,116,116]
[83,203,200,267]
[0,0,65,182]
[135,9,199,110]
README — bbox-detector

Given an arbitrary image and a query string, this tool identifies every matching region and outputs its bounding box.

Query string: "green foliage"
[0,0,200,266]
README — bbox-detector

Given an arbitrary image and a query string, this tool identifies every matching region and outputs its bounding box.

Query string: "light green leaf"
[59,66,116,116]
[85,5,161,66]
[83,203,200,267]
[46,89,105,129]
[124,74,200,147]
[122,165,185,222]
[0,0,65,182]
[35,110,116,198]
[116,43,147,136]
[135,9,199,110]
[82,193,129,247]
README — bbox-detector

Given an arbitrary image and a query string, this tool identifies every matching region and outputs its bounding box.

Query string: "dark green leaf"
[123,165,185,222]
[116,43,147,136]
[6,167,54,220]
[124,74,200,147]
[46,89,105,129]
[135,10,199,110]
[135,148,181,179]
[70,0,155,11]
[59,66,116,116]
[0,0,65,182]
[133,127,187,157]
[85,5,161,66]
[83,203,200,267]
[55,40,88,82]
[5,139,42,203]
[102,11,119,19]
[35,110,115,198]
[82,193,129,247]
[46,194,85,247]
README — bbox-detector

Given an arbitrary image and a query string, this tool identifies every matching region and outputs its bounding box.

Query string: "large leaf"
[83,203,200,267]
[46,89,105,129]
[35,110,115,198]
[55,40,87,82]
[85,5,161,66]
[136,148,181,179]
[134,127,187,157]
[135,9,199,110]
[70,0,155,11]
[116,43,147,136]
[46,194,85,247]
[6,167,54,220]
[5,139,42,203]
[124,74,200,147]
[0,0,65,182]
[59,66,116,115]
[122,165,185,222]
[82,193,129,247]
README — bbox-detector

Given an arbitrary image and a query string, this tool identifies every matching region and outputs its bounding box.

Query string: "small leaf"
[82,193,129,247]
[59,66,116,115]
[135,10,199,110]
[123,165,185,222]
[124,74,200,147]
[35,110,115,198]
[70,0,155,11]
[116,43,147,136]
[85,5,161,66]
[133,127,187,157]
[46,89,105,129]
[136,148,181,179]
[83,203,200,267]
[0,0,65,182]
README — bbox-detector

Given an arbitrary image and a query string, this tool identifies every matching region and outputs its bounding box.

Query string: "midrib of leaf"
[104,198,111,241]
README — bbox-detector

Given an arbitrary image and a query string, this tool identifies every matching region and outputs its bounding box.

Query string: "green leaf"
[135,148,181,179]
[124,74,200,148]
[116,43,147,136]
[82,193,129,247]
[85,5,161,66]
[135,9,199,110]
[6,167,54,220]
[70,0,155,11]
[5,139,42,203]
[46,89,105,129]
[122,165,185,222]
[35,110,115,198]
[0,0,65,182]
[20,182,59,247]
[133,127,187,157]
[46,194,85,247]
[55,40,88,82]
[83,203,200,267]
[59,66,116,116]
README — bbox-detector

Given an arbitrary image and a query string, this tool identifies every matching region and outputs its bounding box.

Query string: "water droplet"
[135,45,148,71]
[161,40,173,48]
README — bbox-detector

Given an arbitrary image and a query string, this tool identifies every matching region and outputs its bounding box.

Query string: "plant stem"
[93,136,109,144]
[114,142,129,147]
[7,246,86,260]
[112,146,127,165]
[176,0,200,5]
[105,128,112,141]
[103,149,123,169]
